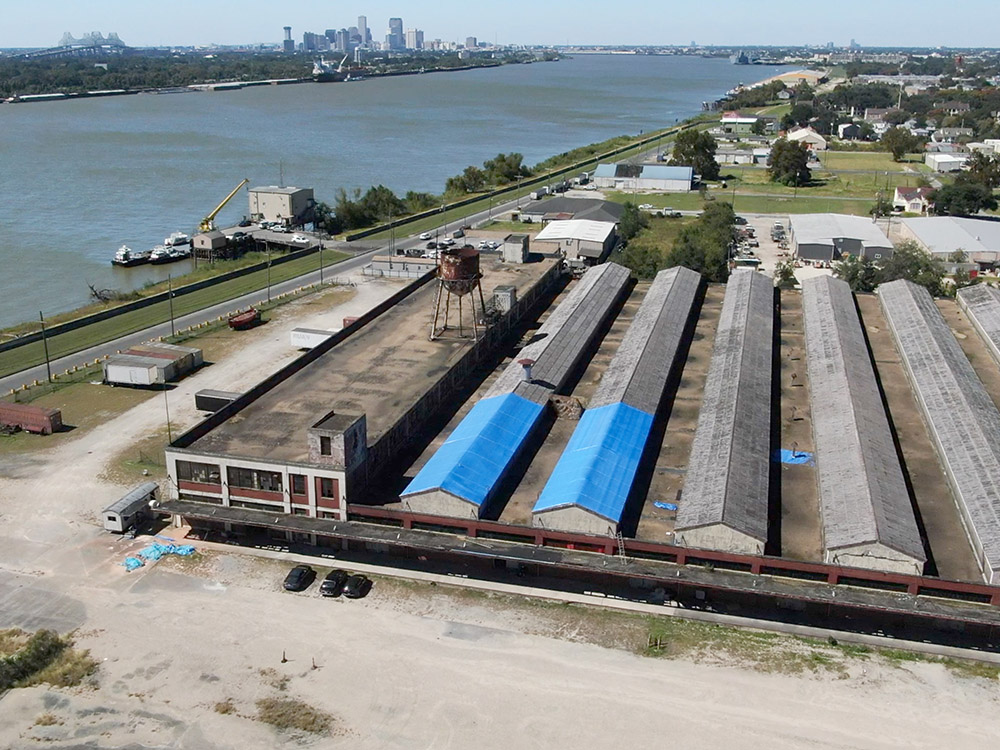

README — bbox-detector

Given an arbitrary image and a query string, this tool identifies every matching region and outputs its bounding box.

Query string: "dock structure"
[674,270,773,555]
[532,266,702,536]
[879,279,1000,583]
[401,263,632,518]
[957,284,1000,368]
[803,276,925,574]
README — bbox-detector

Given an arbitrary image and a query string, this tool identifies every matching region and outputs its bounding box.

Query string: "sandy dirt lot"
[2,272,1000,748]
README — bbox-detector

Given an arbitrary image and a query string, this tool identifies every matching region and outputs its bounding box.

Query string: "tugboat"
[111,245,152,267]
[164,231,191,247]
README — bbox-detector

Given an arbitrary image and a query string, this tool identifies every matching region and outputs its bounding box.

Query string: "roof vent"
[517,358,535,383]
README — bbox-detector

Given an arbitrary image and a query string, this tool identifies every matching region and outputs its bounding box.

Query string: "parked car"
[638,203,654,210]
[272,225,291,234]
[291,234,309,243]
[419,232,433,240]
[344,574,372,599]
[238,219,253,227]
[283,565,316,592]
[442,237,456,246]
[320,569,350,597]
[452,229,465,239]
[734,216,748,225]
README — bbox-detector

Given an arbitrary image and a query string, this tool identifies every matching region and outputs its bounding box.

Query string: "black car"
[344,574,372,599]
[283,564,316,592]
[320,569,349,597]
[734,216,748,225]
[238,219,253,227]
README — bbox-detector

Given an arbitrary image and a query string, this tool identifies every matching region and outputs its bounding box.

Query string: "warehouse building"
[164,260,560,527]
[248,186,316,226]
[925,153,967,173]
[517,197,624,225]
[789,213,893,263]
[592,163,694,192]
[957,284,1000,368]
[400,263,632,518]
[802,276,925,574]
[532,220,618,267]
[532,266,702,535]
[674,270,773,555]
[879,279,1000,583]
[898,216,1000,265]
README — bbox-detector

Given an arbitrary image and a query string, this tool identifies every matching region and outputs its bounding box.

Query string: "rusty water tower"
[430,246,488,340]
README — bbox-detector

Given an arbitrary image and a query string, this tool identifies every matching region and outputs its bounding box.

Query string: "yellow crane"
[199,178,250,233]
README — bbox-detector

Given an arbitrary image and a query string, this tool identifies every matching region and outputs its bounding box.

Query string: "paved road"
[0,194,529,394]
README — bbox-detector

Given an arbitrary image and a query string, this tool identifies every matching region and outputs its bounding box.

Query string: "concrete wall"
[532,506,617,537]
[675,525,765,556]
[826,543,924,576]
[400,489,479,519]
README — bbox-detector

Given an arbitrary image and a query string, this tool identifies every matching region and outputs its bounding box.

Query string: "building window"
[291,507,310,516]
[319,478,336,498]
[291,474,306,496]
[229,499,282,512]
[177,461,221,484]
[320,436,332,456]
[319,511,339,520]
[227,467,283,493]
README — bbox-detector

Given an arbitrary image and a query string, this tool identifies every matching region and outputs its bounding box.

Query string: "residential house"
[935,100,971,116]
[837,123,862,140]
[786,126,828,150]
[893,186,934,214]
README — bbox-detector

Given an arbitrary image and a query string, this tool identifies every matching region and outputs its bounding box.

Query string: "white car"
[291,234,309,243]
[419,232,433,240]
[638,203,654,210]
[442,237,455,246]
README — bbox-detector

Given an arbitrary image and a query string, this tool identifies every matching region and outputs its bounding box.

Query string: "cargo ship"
[312,56,347,83]
[112,245,152,267]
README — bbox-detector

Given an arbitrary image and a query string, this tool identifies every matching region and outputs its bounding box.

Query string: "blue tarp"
[533,402,654,523]
[774,449,815,466]
[654,501,678,511]
[402,392,545,507]
[137,543,196,560]
[123,557,144,571]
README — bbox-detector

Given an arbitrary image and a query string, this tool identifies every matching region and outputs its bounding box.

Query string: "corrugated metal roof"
[901,216,1000,260]
[534,220,617,244]
[879,279,1000,582]
[789,213,892,249]
[593,164,617,178]
[401,393,545,507]
[675,270,773,543]
[533,403,653,521]
[639,165,694,181]
[803,276,925,563]
[957,284,1000,364]
[591,266,701,414]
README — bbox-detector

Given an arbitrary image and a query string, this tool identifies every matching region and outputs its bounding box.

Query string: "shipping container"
[0,402,62,435]
[103,355,168,386]
[290,327,337,350]
[194,389,242,412]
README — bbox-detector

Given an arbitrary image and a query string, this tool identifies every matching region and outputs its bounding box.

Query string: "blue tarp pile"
[137,543,196,561]
[123,542,196,572]
[773,449,815,466]
[653,501,678,511]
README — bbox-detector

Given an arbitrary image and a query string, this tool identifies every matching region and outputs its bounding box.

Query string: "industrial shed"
[401,263,632,518]
[674,270,773,555]
[592,163,694,192]
[898,216,1000,265]
[879,279,1000,583]
[532,220,618,266]
[248,186,315,226]
[957,284,1000,367]
[802,276,925,574]
[789,213,893,263]
[532,266,702,535]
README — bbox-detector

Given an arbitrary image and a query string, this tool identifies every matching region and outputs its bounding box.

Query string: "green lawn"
[816,151,925,172]
[730,167,920,199]
[605,189,874,216]
[0,250,347,379]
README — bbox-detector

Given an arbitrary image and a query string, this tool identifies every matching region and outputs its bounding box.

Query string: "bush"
[256,698,332,734]
[0,630,66,689]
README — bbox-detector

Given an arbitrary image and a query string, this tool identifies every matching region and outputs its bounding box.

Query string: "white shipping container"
[290,327,337,350]
[105,362,161,386]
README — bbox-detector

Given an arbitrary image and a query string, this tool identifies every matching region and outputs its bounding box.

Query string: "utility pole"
[167,274,175,338]
[266,245,272,302]
[39,311,52,384]
[163,384,172,443]
[319,243,324,285]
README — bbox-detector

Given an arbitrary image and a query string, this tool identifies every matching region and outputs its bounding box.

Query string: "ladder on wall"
[616,531,628,564]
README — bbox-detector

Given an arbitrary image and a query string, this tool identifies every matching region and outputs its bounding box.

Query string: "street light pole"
[39,311,52,384]
[319,243,324,285]
[266,245,272,303]
[167,274,175,338]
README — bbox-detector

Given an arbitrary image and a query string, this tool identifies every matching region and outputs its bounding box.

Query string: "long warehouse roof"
[879,279,1000,582]
[957,284,1000,366]
[533,266,702,524]
[675,270,773,543]
[402,263,631,507]
[789,213,892,249]
[802,276,925,563]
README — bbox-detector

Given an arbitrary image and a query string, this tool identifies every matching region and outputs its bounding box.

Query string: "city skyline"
[3,0,1000,49]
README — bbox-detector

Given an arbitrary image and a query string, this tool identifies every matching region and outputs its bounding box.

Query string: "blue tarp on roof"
[402,392,545,507]
[533,402,653,522]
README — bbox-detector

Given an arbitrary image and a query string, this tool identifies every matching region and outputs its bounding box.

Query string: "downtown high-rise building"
[358,15,370,46]
[405,28,424,51]
[386,17,404,50]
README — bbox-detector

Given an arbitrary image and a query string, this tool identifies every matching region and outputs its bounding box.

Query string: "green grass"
[605,189,874,216]
[816,151,925,172]
[0,250,348,379]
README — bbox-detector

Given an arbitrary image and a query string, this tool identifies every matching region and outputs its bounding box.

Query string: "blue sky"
[3,1,1000,49]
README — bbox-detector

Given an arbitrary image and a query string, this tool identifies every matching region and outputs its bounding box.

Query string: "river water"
[0,54,788,327]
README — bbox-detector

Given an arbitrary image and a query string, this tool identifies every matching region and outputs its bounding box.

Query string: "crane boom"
[199,178,250,233]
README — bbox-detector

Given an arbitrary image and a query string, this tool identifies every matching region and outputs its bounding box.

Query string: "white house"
[893,186,935,214]
[786,126,828,150]
[925,153,968,172]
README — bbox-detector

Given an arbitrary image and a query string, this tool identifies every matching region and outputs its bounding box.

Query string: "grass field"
[817,151,926,172]
[731,166,920,199]
[0,250,348,380]
[605,190,875,216]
